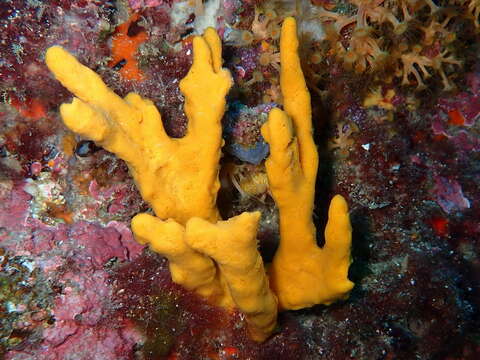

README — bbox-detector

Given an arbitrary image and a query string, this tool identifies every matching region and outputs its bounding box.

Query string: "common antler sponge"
[45,27,232,225]
[45,17,353,342]
[261,17,354,310]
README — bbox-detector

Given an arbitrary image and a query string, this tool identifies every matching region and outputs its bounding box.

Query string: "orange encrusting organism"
[108,13,148,81]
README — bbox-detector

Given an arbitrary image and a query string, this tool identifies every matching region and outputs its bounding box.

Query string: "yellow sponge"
[261,17,354,310]
[131,213,235,309]
[45,27,232,225]
[186,212,278,342]
[45,17,354,342]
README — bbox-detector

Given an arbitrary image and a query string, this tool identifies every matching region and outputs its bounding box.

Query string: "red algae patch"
[110,252,242,359]
[448,109,467,126]
[10,95,47,120]
[110,251,309,359]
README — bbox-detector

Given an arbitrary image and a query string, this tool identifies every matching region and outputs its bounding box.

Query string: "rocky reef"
[1,0,479,359]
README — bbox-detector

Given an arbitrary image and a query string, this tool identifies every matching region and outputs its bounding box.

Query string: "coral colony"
[1,0,479,359]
